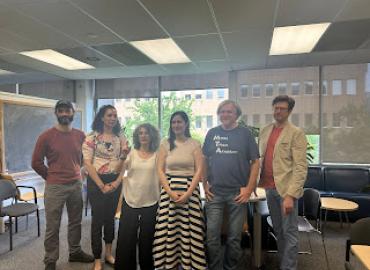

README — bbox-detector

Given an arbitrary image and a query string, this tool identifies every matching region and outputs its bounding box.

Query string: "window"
[332,113,341,127]
[291,114,299,126]
[195,94,202,99]
[185,94,192,100]
[195,116,202,128]
[206,90,213,99]
[265,84,274,97]
[346,79,356,95]
[320,80,327,95]
[240,84,249,98]
[265,114,273,124]
[291,82,300,96]
[278,83,287,95]
[217,89,225,99]
[253,114,260,126]
[241,114,248,125]
[346,114,354,128]
[332,80,342,95]
[252,84,261,97]
[304,81,313,95]
[305,113,313,126]
[206,115,213,128]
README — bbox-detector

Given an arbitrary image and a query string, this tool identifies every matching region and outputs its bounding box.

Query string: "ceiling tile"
[303,51,351,66]
[341,49,370,64]
[70,0,167,41]
[92,43,155,66]
[314,19,370,51]
[195,60,230,73]
[175,34,226,62]
[211,0,276,32]
[276,0,347,26]
[0,59,35,73]
[266,55,304,68]
[336,0,370,21]
[140,0,217,36]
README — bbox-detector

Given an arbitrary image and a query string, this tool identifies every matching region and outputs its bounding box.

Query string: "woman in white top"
[152,111,206,270]
[115,123,160,270]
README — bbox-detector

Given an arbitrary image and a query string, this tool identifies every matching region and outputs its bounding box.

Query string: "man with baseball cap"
[32,100,94,270]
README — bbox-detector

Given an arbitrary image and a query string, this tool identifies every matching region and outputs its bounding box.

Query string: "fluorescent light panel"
[20,49,95,70]
[269,23,331,55]
[130,38,191,64]
[0,69,14,75]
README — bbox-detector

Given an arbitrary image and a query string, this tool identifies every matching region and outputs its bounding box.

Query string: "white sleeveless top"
[124,149,160,208]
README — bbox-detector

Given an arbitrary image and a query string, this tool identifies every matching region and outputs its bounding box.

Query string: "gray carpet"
[0,210,351,270]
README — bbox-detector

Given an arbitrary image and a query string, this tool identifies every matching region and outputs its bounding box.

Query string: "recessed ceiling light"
[269,23,331,55]
[0,69,14,75]
[19,49,95,70]
[130,38,191,64]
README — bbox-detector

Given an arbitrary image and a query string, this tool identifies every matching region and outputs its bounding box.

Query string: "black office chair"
[345,217,370,262]
[0,178,40,251]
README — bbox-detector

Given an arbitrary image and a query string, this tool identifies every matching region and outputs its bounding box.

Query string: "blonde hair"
[216,100,242,118]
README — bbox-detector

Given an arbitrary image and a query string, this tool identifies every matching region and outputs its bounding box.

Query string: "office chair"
[0,178,40,251]
[345,217,370,262]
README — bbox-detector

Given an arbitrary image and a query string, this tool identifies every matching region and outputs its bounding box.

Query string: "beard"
[57,115,74,125]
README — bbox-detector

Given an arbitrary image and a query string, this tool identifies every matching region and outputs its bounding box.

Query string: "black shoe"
[45,262,56,270]
[69,250,94,263]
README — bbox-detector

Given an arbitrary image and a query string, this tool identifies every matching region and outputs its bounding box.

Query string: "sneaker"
[68,250,94,263]
[45,262,56,270]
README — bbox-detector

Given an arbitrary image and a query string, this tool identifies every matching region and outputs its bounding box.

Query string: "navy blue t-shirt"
[202,125,260,194]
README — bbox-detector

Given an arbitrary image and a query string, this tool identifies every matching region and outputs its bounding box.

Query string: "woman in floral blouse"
[82,105,129,270]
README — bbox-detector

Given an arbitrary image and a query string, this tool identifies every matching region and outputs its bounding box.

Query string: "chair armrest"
[0,173,14,181]
[16,185,38,204]
[345,239,351,261]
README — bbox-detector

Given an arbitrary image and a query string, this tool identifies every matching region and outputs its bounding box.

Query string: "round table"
[320,197,359,234]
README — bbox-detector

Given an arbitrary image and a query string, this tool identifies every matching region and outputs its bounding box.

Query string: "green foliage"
[122,93,203,143]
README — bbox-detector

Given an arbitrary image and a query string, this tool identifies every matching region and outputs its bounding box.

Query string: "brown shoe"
[69,250,94,263]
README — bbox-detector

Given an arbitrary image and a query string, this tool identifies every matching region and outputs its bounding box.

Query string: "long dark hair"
[92,105,122,136]
[133,123,160,152]
[168,111,191,151]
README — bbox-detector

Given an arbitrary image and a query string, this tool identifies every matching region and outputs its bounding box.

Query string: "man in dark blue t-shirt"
[203,100,260,270]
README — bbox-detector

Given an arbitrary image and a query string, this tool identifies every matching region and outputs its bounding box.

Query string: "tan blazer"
[259,122,308,199]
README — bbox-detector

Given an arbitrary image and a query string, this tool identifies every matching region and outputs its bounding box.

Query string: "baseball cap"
[55,100,75,112]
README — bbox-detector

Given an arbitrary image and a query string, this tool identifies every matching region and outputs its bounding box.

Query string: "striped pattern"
[153,176,207,270]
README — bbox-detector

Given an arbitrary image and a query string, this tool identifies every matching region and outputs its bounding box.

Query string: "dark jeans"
[87,174,121,259]
[115,199,158,270]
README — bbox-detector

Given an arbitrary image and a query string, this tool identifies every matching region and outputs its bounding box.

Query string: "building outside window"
[291,82,300,95]
[278,83,287,95]
[217,89,225,99]
[240,84,249,98]
[346,114,354,128]
[322,80,328,95]
[291,114,299,126]
[265,114,273,124]
[206,90,213,99]
[206,115,213,128]
[322,113,328,127]
[252,84,261,97]
[332,113,341,127]
[346,79,356,95]
[185,94,192,100]
[332,80,342,95]
[304,81,313,95]
[195,116,202,129]
[195,93,202,99]
[265,84,274,97]
[241,114,248,125]
[253,114,260,127]
[305,113,313,126]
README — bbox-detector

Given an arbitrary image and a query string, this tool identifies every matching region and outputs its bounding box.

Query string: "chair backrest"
[302,188,321,220]
[0,179,17,201]
[350,217,370,246]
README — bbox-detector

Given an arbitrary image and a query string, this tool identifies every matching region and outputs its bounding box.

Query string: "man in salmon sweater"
[32,100,94,270]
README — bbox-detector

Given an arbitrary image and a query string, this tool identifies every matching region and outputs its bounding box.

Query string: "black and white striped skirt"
[152,175,206,270]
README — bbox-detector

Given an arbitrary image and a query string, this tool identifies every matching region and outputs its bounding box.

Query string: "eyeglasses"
[273,107,289,112]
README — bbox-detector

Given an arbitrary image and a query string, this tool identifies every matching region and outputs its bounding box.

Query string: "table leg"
[323,209,328,236]
[339,212,343,228]
[253,208,262,269]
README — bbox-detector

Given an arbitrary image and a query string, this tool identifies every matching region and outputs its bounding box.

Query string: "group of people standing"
[32,94,307,270]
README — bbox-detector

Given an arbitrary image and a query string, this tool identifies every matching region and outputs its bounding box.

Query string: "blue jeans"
[205,192,246,270]
[266,189,298,270]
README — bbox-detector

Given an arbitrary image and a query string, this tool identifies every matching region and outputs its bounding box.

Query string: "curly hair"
[91,105,122,136]
[272,95,295,112]
[168,111,191,151]
[132,123,160,152]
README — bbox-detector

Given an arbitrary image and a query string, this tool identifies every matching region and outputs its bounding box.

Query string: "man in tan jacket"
[258,95,307,270]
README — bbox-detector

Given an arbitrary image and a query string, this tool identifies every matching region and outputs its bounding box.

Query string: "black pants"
[87,174,121,259]
[115,199,158,270]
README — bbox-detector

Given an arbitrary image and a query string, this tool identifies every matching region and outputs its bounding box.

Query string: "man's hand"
[282,195,294,215]
[203,181,214,201]
[234,187,252,204]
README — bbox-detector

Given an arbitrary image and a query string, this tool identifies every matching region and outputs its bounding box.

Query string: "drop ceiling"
[0,0,369,83]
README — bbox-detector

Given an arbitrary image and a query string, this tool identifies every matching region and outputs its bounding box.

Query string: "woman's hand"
[169,190,181,201]
[175,191,192,204]
[120,140,131,160]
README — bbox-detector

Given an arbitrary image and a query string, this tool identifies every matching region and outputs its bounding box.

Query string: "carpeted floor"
[0,209,353,270]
